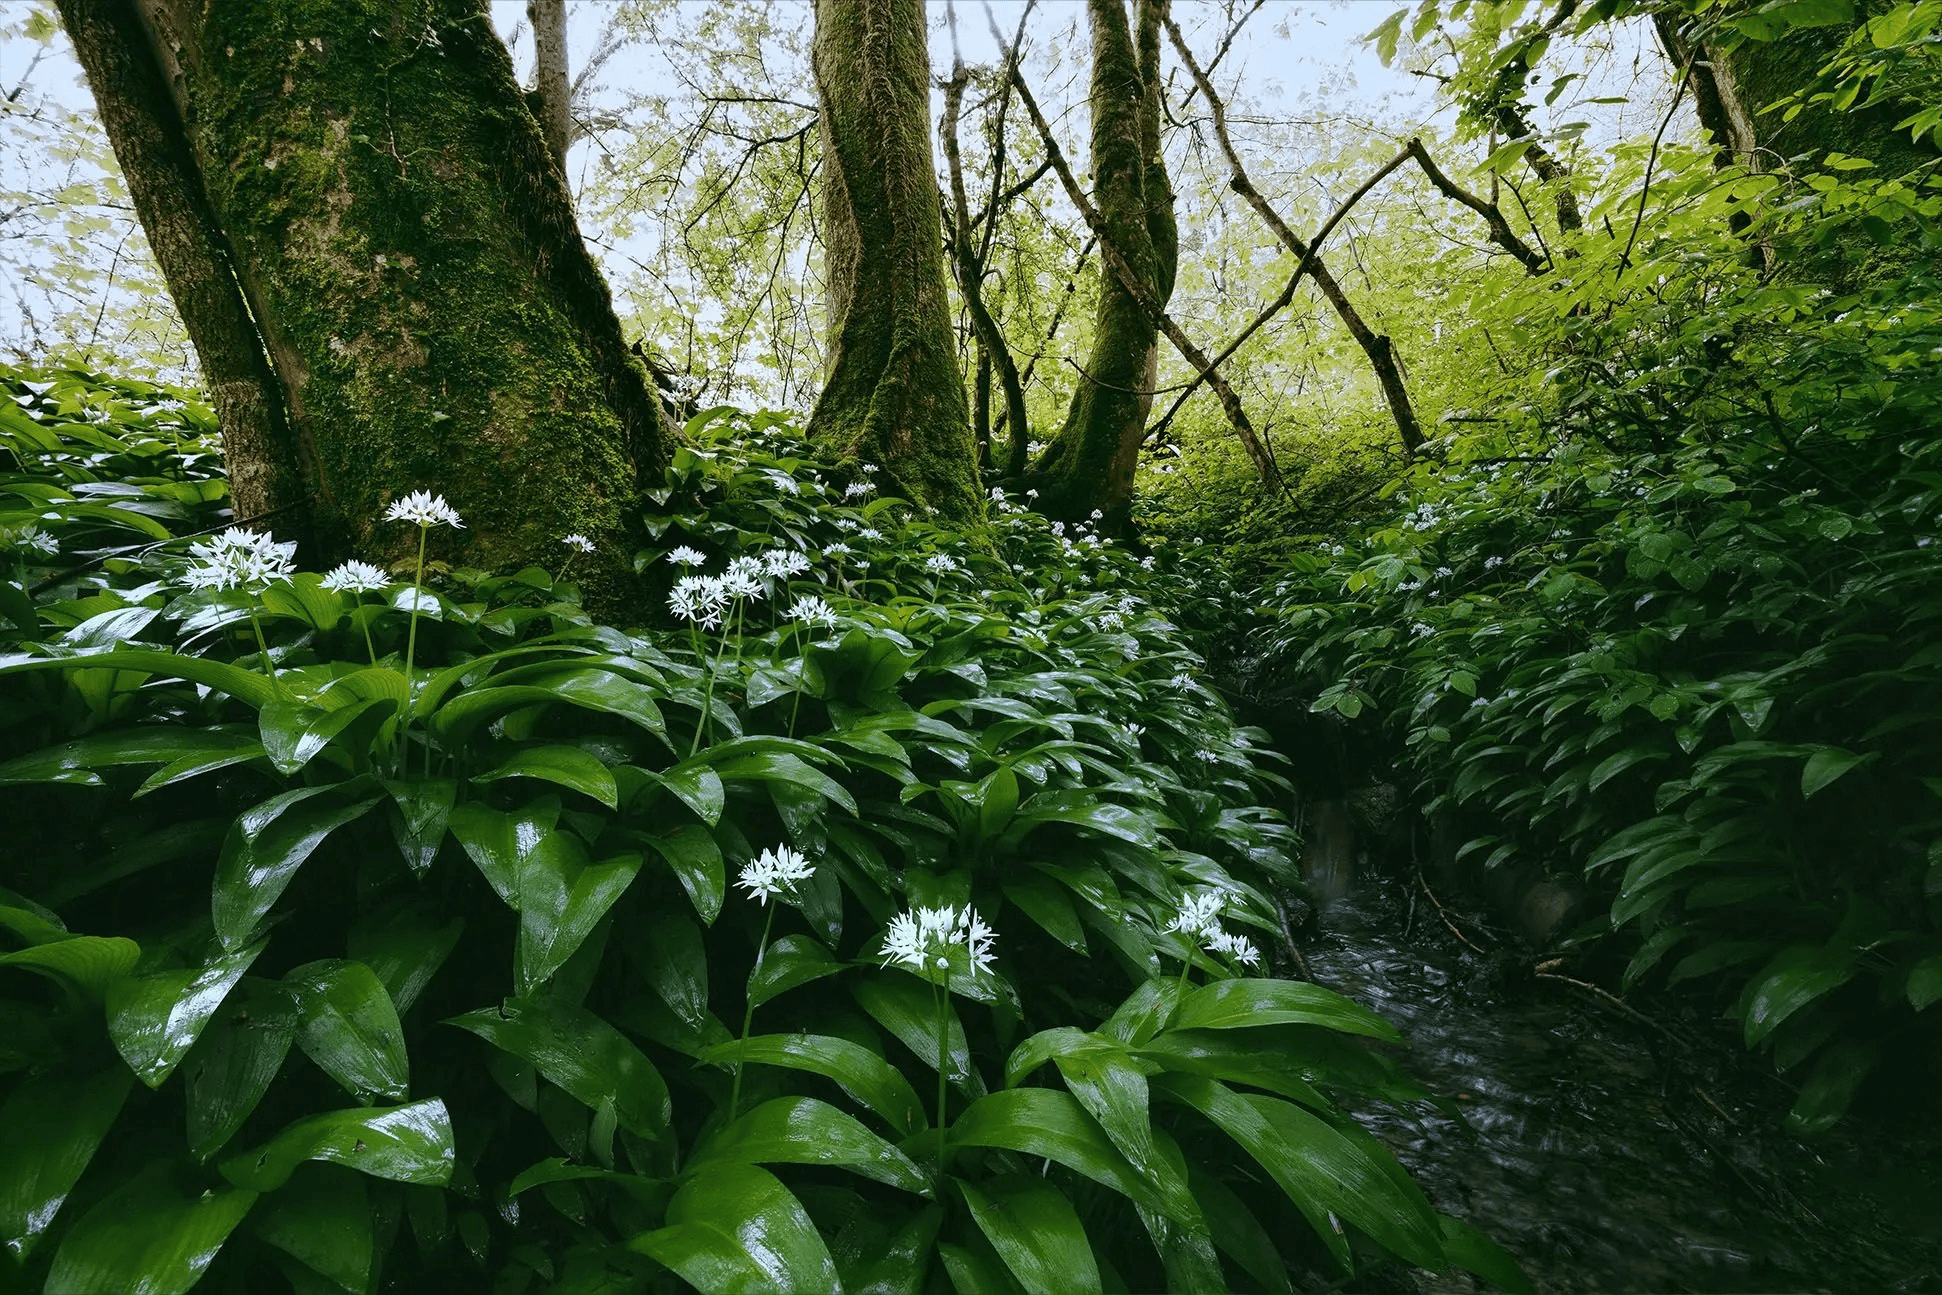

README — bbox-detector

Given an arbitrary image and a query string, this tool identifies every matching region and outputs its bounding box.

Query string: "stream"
[1293,869,1942,1294]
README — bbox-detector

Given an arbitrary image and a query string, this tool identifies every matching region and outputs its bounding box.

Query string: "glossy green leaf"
[701,1034,924,1135]
[1187,1167,1293,1295]
[1005,798,1170,849]
[1740,944,1858,1047]
[628,1163,838,1293]
[0,726,259,788]
[1001,874,1086,953]
[747,933,844,1009]
[1052,1043,1161,1193]
[1155,1074,1444,1271]
[0,934,139,1000]
[221,1098,455,1192]
[957,1175,1101,1295]
[184,978,297,1160]
[506,1156,662,1199]
[447,996,671,1139]
[287,959,410,1102]
[690,1096,929,1194]
[842,1205,942,1295]
[713,749,859,814]
[0,647,277,708]
[107,940,265,1087]
[642,822,725,923]
[379,776,455,876]
[1801,747,1867,798]
[950,1089,1169,1219]
[648,760,725,826]
[0,1064,131,1259]
[42,1166,256,1295]
[1908,954,1942,1011]
[426,670,665,743]
[854,974,983,1097]
[249,1165,372,1295]
[1440,1215,1534,1294]
[1170,977,1401,1043]
[212,784,380,950]
[1133,1030,1331,1110]
[258,697,395,776]
[640,906,709,1029]
[475,745,618,808]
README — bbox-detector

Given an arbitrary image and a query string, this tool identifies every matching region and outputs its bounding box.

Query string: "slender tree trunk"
[54,0,305,534]
[67,0,665,594]
[527,0,571,177]
[1032,0,1177,522]
[809,0,983,522]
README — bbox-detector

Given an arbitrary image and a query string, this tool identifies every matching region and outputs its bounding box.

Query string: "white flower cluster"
[763,548,810,579]
[1166,890,1260,969]
[670,574,733,629]
[9,525,57,557]
[881,905,997,976]
[668,546,707,567]
[321,559,389,593]
[383,489,464,529]
[561,533,595,554]
[184,527,296,592]
[923,553,959,575]
[736,844,815,906]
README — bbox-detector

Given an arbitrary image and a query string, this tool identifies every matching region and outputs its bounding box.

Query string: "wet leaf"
[1170,977,1401,1043]
[642,822,724,924]
[42,1168,256,1295]
[1740,944,1857,1046]
[957,1175,1100,1295]
[221,1098,455,1192]
[447,996,670,1139]
[107,941,265,1087]
[628,1164,838,1293]
[0,1065,131,1259]
[212,784,380,950]
[692,1096,929,1194]
[0,934,140,1000]
[701,1034,924,1135]
[475,744,618,808]
[249,1165,372,1294]
[747,933,844,1009]
[287,959,410,1102]
[184,979,297,1160]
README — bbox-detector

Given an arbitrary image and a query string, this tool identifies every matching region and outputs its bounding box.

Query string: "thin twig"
[1273,895,1312,981]
[1533,972,1675,1038]
[1416,868,1488,955]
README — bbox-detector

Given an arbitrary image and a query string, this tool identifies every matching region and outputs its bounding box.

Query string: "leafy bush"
[0,373,1521,1293]
[1253,169,1942,1131]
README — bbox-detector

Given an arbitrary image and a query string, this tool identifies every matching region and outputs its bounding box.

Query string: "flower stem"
[933,976,950,1183]
[246,606,278,691]
[356,606,378,668]
[1172,951,1195,1027]
[403,523,429,701]
[730,903,775,1123]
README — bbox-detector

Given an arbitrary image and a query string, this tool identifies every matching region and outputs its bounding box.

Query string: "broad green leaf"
[648,760,726,826]
[701,1035,924,1135]
[1171,977,1401,1042]
[1440,1215,1532,1294]
[0,1065,131,1259]
[346,905,463,1017]
[949,1089,1169,1220]
[1785,1040,1877,1135]
[447,996,671,1139]
[748,934,845,1009]
[1740,944,1858,1046]
[506,1157,661,1199]
[108,941,265,1087]
[0,934,139,1000]
[379,776,455,876]
[713,749,859,815]
[0,726,259,788]
[1187,1168,1293,1295]
[1134,1030,1331,1110]
[1155,1074,1444,1271]
[1004,1027,1091,1089]
[628,1163,838,1293]
[185,978,297,1160]
[213,784,381,950]
[843,1205,942,1295]
[1052,1044,1160,1194]
[643,822,725,924]
[690,1096,929,1194]
[42,1166,256,1295]
[258,697,395,776]
[286,959,410,1102]
[248,1165,372,1295]
[0,647,277,708]
[956,1175,1100,1295]
[425,670,666,742]
[1001,874,1086,953]
[1801,747,1867,799]
[1908,954,1942,1011]
[854,975,983,1097]
[221,1098,455,1192]
[475,744,618,808]
[1005,798,1170,849]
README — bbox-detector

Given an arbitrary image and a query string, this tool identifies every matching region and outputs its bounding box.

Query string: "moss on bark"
[134,0,662,599]
[1031,0,1177,524]
[808,0,984,524]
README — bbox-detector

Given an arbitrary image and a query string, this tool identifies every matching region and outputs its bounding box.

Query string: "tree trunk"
[527,0,571,177]
[809,0,983,523]
[54,0,305,533]
[63,0,664,594]
[1032,0,1177,523]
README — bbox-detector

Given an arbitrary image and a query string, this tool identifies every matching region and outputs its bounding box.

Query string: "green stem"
[730,903,776,1123]
[403,524,428,700]
[933,975,950,1183]
[356,606,378,668]
[1172,948,1195,1027]
[245,605,278,691]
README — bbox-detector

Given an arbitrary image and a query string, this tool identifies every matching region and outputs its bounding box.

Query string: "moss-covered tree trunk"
[64,0,665,590]
[1031,0,1176,524]
[809,0,983,523]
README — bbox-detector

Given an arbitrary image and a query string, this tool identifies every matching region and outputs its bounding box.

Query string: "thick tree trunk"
[64,0,664,593]
[54,0,305,533]
[809,0,983,523]
[527,0,571,177]
[1032,0,1177,523]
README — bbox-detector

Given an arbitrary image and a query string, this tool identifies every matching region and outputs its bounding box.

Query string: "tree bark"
[1031,0,1178,522]
[67,0,665,595]
[527,0,571,178]
[54,0,305,533]
[809,0,983,523]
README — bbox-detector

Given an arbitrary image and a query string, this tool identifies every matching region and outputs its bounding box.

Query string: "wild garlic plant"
[1165,889,1262,1012]
[320,558,390,664]
[181,526,296,688]
[880,904,997,1181]
[727,843,817,1120]
[382,489,463,705]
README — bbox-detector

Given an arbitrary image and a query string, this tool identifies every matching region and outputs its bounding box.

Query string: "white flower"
[1098,611,1124,632]
[321,559,389,593]
[1433,566,1453,578]
[736,844,815,905]
[923,553,959,575]
[860,462,879,474]
[856,527,883,542]
[1205,927,1261,969]
[762,548,811,579]
[184,527,296,592]
[383,489,463,528]
[1484,555,1505,570]
[880,905,997,977]
[721,555,765,600]
[821,542,853,562]
[1170,671,1193,689]
[1126,723,1144,740]
[790,595,838,628]
[1025,489,1039,500]
[1167,891,1225,939]
[834,517,859,532]
[1050,522,1065,537]
[670,574,730,629]
[1089,509,1104,521]
[1140,556,1155,570]
[667,545,707,567]
[844,481,874,499]
[13,526,57,556]
[561,533,595,553]
[1411,622,1433,638]
[1027,440,1047,456]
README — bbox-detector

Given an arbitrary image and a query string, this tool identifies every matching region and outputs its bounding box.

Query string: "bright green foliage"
[0,373,1519,1291]
[1253,126,1942,1131]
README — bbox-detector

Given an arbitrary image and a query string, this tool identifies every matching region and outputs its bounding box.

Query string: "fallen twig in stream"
[1416,868,1489,955]
[1273,894,1313,980]
[1533,971,1675,1038]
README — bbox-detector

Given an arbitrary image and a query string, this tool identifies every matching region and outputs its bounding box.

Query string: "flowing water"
[1293,872,1942,1294]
